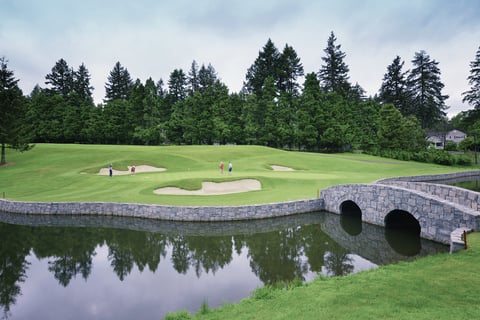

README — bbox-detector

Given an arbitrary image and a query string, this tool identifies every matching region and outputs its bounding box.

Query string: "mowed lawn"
[0,143,473,205]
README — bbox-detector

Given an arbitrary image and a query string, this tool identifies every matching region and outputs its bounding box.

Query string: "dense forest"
[2,32,480,162]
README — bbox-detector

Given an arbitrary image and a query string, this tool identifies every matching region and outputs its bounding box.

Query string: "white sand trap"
[98,165,166,175]
[154,179,261,195]
[271,165,295,171]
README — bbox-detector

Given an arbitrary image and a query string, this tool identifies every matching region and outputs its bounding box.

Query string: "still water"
[452,179,480,192]
[0,211,447,320]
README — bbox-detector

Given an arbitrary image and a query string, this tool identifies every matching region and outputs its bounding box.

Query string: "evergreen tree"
[0,57,31,164]
[167,69,188,104]
[462,45,480,110]
[257,76,277,146]
[104,61,133,102]
[131,78,162,144]
[211,87,243,144]
[188,60,199,95]
[277,44,304,96]
[198,63,217,92]
[156,79,167,98]
[165,69,188,143]
[407,50,448,129]
[241,94,260,145]
[379,56,411,115]
[128,79,147,136]
[377,103,425,151]
[296,73,323,150]
[377,103,408,150]
[243,39,280,97]
[102,99,131,144]
[74,63,94,104]
[45,58,74,96]
[318,31,351,95]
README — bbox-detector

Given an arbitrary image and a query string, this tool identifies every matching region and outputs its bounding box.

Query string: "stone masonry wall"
[0,198,324,222]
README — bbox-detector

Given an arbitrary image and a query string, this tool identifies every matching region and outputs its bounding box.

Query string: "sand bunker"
[98,165,166,175]
[154,179,261,195]
[271,165,295,171]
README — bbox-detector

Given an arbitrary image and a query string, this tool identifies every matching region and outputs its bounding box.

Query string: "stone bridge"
[320,171,480,245]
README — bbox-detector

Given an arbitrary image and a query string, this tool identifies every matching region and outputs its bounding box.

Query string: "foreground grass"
[0,144,475,205]
[169,233,480,320]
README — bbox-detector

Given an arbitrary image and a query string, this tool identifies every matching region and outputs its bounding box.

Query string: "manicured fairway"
[0,144,472,205]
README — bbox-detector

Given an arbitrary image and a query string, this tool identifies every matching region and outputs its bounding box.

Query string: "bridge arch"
[384,210,421,256]
[384,210,421,235]
[340,200,362,217]
[339,200,362,236]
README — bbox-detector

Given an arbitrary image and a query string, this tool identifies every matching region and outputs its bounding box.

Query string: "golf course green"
[2,144,480,320]
[0,143,472,206]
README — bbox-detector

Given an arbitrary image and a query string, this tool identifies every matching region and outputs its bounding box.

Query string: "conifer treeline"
[4,33,480,152]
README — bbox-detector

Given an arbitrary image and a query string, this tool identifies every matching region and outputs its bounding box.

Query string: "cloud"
[1,0,479,117]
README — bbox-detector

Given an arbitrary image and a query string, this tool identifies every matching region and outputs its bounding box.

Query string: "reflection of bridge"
[319,212,447,265]
[320,172,480,245]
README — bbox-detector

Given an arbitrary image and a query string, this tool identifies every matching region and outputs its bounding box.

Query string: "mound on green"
[0,143,473,206]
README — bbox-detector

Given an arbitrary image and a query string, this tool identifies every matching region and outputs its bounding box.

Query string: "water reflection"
[452,179,480,192]
[0,211,447,320]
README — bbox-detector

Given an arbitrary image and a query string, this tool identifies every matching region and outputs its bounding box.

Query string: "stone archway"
[384,210,420,235]
[340,200,362,236]
[384,210,421,256]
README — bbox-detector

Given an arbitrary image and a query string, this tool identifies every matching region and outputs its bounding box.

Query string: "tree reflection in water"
[0,212,448,319]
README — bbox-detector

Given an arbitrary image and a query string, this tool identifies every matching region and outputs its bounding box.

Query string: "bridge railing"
[376,171,480,212]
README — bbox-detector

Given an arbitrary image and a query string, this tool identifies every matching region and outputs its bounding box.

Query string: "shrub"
[445,141,458,151]
[164,310,192,320]
[457,155,473,166]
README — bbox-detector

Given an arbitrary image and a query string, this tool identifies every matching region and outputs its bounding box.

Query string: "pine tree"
[318,31,351,95]
[462,46,480,110]
[45,58,74,96]
[379,56,411,115]
[188,60,199,95]
[104,61,133,102]
[257,76,277,146]
[167,69,188,103]
[0,57,30,164]
[74,63,94,104]
[198,63,217,92]
[243,38,280,97]
[407,50,448,129]
[277,44,304,96]
[297,73,322,150]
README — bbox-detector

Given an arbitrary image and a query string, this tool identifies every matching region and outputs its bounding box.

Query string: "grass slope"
[0,143,473,205]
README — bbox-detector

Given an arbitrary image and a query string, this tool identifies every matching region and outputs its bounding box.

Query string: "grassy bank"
[0,144,474,205]
[168,233,480,320]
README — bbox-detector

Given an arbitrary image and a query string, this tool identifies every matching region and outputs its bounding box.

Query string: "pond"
[451,178,480,192]
[0,211,447,320]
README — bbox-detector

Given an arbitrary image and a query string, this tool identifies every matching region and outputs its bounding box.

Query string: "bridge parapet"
[376,171,480,211]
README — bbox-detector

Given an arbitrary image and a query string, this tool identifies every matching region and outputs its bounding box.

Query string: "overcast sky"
[1,0,479,117]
